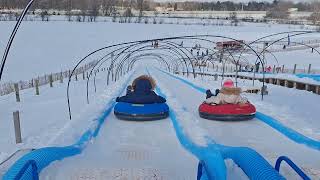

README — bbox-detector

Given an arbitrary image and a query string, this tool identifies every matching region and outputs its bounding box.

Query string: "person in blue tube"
[116,75,166,104]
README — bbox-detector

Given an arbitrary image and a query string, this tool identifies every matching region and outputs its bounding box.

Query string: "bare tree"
[40,10,50,21]
[65,0,73,21]
[229,12,239,26]
[102,0,117,16]
[153,16,157,24]
[112,11,117,22]
[144,16,149,24]
[14,12,20,21]
[88,0,99,22]
[38,0,50,21]
[308,1,320,25]
[174,3,178,11]
[123,7,133,23]
[137,0,143,14]
[76,13,82,22]
[78,0,88,22]
[266,0,293,19]
[7,11,15,21]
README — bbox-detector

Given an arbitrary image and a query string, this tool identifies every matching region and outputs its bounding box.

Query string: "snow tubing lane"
[114,102,169,121]
[199,103,256,121]
[3,73,134,180]
[155,69,284,179]
[158,69,320,151]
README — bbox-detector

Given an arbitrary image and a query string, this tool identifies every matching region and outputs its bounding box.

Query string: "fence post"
[308,64,312,74]
[83,71,85,80]
[214,74,218,81]
[305,84,309,91]
[273,65,276,74]
[35,79,40,95]
[13,111,22,144]
[316,86,320,94]
[14,83,20,102]
[293,82,297,89]
[49,74,53,87]
[60,72,63,83]
[293,64,297,74]
[75,73,78,81]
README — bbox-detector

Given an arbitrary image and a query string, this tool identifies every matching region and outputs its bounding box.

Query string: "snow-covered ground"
[1,19,320,179]
[1,20,320,83]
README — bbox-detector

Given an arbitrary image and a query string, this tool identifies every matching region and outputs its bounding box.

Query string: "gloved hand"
[206,89,213,99]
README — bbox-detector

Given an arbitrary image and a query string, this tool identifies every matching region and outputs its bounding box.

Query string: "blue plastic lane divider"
[150,69,284,180]
[154,84,227,180]
[145,69,226,179]
[255,112,320,151]
[157,68,320,151]
[3,75,133,180]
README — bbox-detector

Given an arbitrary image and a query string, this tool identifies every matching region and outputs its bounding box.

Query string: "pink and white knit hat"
[223,79,234,88]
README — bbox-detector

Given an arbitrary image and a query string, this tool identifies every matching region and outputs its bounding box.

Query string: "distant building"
[146,11,267,19]
[154,6,165,12]
[166,7,174,12]
[288,8,298,13]
[216,40,245,50]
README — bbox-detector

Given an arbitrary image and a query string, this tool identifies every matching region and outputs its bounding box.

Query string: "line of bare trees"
[1,0,320,13]
[0,0,153,22]
[0,0,151,12]
[264,0,320,25]
[1,0,320,25]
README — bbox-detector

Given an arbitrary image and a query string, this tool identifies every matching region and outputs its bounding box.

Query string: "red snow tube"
[199,103,256,121]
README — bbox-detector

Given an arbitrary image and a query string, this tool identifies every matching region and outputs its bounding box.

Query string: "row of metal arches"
[64,32,320,119]
[0,0,320,119]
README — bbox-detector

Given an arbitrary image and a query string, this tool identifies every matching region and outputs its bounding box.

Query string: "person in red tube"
[205,79,248,105]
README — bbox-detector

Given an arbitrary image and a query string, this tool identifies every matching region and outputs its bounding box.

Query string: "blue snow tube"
[114,102,169,121]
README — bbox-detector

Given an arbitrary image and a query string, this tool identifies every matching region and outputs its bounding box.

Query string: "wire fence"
[0,61,98,96]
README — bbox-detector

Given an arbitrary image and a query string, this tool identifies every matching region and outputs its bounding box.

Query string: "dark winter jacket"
[116,78,166,104]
